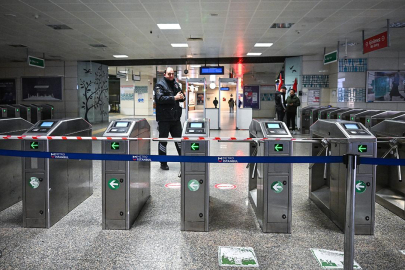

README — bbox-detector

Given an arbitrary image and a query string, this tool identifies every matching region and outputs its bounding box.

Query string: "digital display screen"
[344,124,360,130]
[200,66,224,75]
[190,123,203,128]
[266,123,280,129]
[115,121,129,127]
[40,122,54,127]
[220,87,230,91]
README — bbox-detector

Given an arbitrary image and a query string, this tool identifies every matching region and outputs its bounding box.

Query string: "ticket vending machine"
[102,119,151,230]
[0,104,20,118]
[11,104,31,123]
[310,119,376,235]
[249,119,293,233]
[22,118,93,228]
[181,118,210,232]
[0,118,33,212]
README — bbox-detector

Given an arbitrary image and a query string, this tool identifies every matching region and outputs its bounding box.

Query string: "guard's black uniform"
[154,77,185,167]
[275,91,286,121]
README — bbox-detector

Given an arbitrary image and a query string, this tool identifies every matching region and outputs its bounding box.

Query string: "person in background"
[238,98,242,108]
[228,97,235,113]
[154,67,185,170]
[275,86,286,121]
[213,97,218,108]
[285,89,300,135]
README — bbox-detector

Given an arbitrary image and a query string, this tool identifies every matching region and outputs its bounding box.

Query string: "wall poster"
[22,77,63,101]
[307,89,320,105]
[196,93,204,105]
[243,85,260,109]
[367,71,405,102]
[0,79,16,104]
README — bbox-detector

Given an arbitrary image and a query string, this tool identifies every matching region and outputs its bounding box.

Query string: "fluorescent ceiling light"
[171,43,188,47]
[254,43,273,47]
[157,24,181,30]
[190,65,201,68]
[247,52,262,56]
[113,55,128,58]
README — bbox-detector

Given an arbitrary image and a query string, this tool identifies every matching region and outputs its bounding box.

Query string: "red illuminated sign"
[363,31,388,54]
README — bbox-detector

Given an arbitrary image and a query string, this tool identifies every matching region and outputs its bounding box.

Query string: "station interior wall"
[119,74,153,116]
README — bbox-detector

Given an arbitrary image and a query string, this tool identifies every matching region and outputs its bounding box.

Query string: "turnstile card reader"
[22,118,92,228]
[249,119,292,233]
[349,110,384,125]
[181,118,210,232]
[0,118,33,212]
[11,104,31,123]
[102,119,151,230]
[310,119,376,235]
[365,111,405,129]
[371,120,405,219]
[337,109,365,121]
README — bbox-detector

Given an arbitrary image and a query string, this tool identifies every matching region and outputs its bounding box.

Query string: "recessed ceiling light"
[190,65,201,68]
[113,55,128,58]
[254,43,273,47]
[247,53,262,56]
[157,24,181,30]
[171,43,188,47]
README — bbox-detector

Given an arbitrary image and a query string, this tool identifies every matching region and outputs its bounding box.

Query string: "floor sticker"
[218,246,259,267]
[215,184,237,190]
[311,248,362,269]
[164,183,180,189]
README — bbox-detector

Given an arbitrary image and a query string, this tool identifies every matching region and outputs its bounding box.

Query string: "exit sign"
[28,56,45,68]
[324,51,337,65]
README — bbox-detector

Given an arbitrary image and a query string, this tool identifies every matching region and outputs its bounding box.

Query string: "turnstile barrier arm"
[309,140,329,169]
[379,140,402,181]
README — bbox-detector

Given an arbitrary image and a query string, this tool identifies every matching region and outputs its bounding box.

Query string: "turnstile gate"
[0,106,7,117]
[0,104,20,118]
[349,110,384,125]
[181,118,210,232]
[22,118,92,228]
[318,107,340,120]
[364,111,405,129]
[27,104,42,124]
[249,119,292,233]
[310,119,376,235]
[102,119,151,230]
[371,120,405,219]
[327,108,351,119]
[337,109,365,121]
[392,114,405,122]
[34,104,54,120]
[300,106,316,134]
[309,106,328,127]
[11,104,31,122]
[0,118,33,212]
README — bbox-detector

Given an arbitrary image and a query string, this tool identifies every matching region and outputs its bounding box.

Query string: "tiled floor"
[1,113,405,269]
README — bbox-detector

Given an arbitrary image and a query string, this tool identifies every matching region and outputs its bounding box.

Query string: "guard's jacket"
[154,77,185,121]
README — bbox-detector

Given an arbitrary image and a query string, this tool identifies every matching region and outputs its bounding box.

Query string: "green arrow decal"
[355,181,366,193]
[30,142,39,149]
[191,143,199,151]
[188,179,200,191]
[271,181,283,193]
[358,145,367,153]
[274,144,283,152]
[111,142,119,150]
[108,178,120,190]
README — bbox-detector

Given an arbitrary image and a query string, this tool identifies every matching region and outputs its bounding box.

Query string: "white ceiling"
[0,0,404,62]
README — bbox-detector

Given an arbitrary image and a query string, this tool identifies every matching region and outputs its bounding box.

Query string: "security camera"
[184,69,189,75]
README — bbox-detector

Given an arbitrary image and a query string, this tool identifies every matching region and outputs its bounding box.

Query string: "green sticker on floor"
[218,246,259,267]
[311,249,362,269]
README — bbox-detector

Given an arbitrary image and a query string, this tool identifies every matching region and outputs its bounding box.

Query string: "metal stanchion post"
[344,154,357,270]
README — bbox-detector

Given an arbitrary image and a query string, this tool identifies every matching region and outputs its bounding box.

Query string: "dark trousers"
[158,121,182,165]
[276,108,285,122]
[286,111,296,130]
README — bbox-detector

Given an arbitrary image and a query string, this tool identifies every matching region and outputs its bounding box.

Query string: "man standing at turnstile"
[154,67,186,170]
[275,86,286,121]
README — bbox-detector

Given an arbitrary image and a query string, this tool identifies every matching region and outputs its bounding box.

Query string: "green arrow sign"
[355,181,366,193]
[30,142,39,149]
[191,143,199,151]
[111,142,119,150]
[28,55,45,68]
[271,181,283,193]
[188,179,200,191]
[324,50,337,65]
[274,144,283,152]
[108,178,120,190]
[29,177,40,189]
[358,145,367,153]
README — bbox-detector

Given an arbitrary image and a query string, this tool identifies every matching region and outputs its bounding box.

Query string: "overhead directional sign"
[111,142,119,150]
[188,179,200,191]
[271,181,283,193]
[191,143,199,151]
[355,181,366,193]
[364,31,388,54]
[274,144,283,152]
[28,56,45,68]
[30,142,39,149]
[29,177,40,189]
[358,145,367,153]
[108,178,120,190]
[324,50,338,65]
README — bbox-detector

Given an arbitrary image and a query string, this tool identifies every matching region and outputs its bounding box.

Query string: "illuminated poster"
[367,71,405,102]
[243,85,260,109]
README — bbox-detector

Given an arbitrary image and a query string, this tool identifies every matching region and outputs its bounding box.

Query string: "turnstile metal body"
[309,106,328,127]
[337,109,365,121]
[392,114,405,122]
[371,120,405,219]
[0,118,33,212]
[349,110,384,125]
[310,119,376,235]
[22,118,93,228]
[365,111,405,129]
[34,104,54,120]
[11,104,31,123]
[181,118,210,232]
[300,106,316,134]
[101,119,151,230]
[249,119,292,233]
[28,104,42,124]
[0,106,7,117]
[0,104,20,118]
[318,107,340,120]
[327,108,351,119]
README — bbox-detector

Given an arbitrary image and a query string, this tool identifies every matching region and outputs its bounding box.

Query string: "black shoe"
[160,164,169,170]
